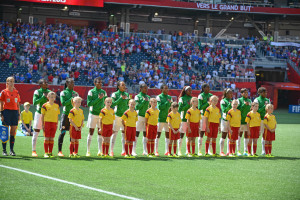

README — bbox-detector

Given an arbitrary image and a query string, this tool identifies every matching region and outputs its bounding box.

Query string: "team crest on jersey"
[0,125,9,143]
[15,98,18,103]
[7,98,10,103]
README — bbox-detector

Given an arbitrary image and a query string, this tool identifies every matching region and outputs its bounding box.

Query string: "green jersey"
[33,88,52,114]
[111,90,130,117]
[60,88,78,114]
[87,87,107,115]
[254,96,270,120]
[198,92,213,115]
[134,92,150,117]
[178,95,192,122]
[156,93,172,123]
[220,98,232,120]
[237,96,252,125]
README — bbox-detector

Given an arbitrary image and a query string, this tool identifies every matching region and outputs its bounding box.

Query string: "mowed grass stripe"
[0,164,141,200]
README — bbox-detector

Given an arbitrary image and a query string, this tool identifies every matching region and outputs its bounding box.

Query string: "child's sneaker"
[48,153,54,158]
[168,154,173,157]
[86,152,91,157]
[243,151,248,156]
[187,153,193,157]
[97,152,103,157]
[58,151,64,157]
[125,154,130,158]
[198,152,203,156]
[261,152,266,156]
[147,154,153,158]
[74,154,80,158]
[32,151,38,157]
[69,154,74,158]
[204,153,210,157]
[178,151,182,156]
[44,153,49,158]
[253,154,259,157]
[212,153,220,157]
[132,152,137,156]
[229,153,234,157]
[130,155,136,159]
[220,152,226,157]
[173,154,179,158]
[269,154,275,158]
[165,152,170,156]
[237,151,242,156]
[192,154,198,157]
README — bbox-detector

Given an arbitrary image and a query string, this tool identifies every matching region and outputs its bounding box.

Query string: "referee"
[0,77,21,156]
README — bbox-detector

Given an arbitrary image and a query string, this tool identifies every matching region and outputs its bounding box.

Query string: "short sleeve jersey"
[68,108,84,127]
[99,108,115,125]
[245,111,261,127]
[122,109,138,127]
[167,112,182,129]
[185,108,201,123]
[263,113,277,130]
[21,110,33,124]
[204,105,221,123]
[0,89,21,110]
[226,109,241,127]
[41,102,60,123]
[145,108,159,126]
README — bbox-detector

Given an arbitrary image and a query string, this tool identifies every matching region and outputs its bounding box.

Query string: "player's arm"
[111,93,123,107]
[99,118,102,133]
[87,91,101,107]
[121,113,127,128]
[33,91,47,105]
[134,95,143,111]
[60,91,73,106]
[168,122,176,133]
[69,118,79,131]
[41,114,45,131]
[221,100,231,113]
[226,112,232,133]
[17,102,21,121]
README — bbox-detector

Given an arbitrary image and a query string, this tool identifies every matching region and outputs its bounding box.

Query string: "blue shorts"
[2,110,19,126]
[21,123,33,133]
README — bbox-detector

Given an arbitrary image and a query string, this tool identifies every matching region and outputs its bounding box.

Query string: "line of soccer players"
[0,77,277,158]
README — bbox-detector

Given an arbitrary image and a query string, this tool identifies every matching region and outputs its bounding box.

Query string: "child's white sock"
[132,136,138,154]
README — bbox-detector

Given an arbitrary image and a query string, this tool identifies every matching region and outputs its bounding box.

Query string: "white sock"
[244,138,249,152]
[110,132,118,152]
[208,141,212,153]
[226,138,230,154]
[97,135,102,153]
[178,138,183,153]
[261,138,265,154]
[219,138,224,153]
[32,131,39,151]
[121,133,125,154]
[165,138,170,154]
[155,138,159,153]
[142,136,147,154]
[237,136,241,152]
[133,136,138,153]
[87,134,93,153]
[198,137,203,153]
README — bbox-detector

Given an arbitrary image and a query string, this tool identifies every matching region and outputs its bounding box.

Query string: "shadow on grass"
[1,155,300,161]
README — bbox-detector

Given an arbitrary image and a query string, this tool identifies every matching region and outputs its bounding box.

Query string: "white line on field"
[0,164,141,200]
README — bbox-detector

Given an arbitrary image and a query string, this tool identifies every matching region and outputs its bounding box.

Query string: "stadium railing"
[287,58,300,75]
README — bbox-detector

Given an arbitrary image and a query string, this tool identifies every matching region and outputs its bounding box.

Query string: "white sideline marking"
[0,164,141,200]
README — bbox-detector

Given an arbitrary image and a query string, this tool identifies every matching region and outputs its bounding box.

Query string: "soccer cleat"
[226,153,230,156]
[132,152,137,156]
[229,154,234,157]
[188,153,193,157]
[97,152,103,157]
[165,152,170,156]
[121,152,126,156]
[212,153,220,157]
[125,154,130,158]
[265,154,270,157]
[178,151,182,156]
[32,151,38,157]
[261,152,266,156]
[269,154,275,158]
[48,153,54,158]
[248,154,253,157]
[192,154,198,157]
[110,152,114,157]
[2,151,8,156]
[204,153,210,157]
[198,152,203,156]
[143,151,148,156]
[220,152,226,157]
[74,154,80,158]
[208,151,213,156]
[9,151,16,156]
[130,155,136,159]
[58,151,64,157]
[168,154,173,157]
[237,151,242,156]
[86,152,91,157]
[243,151,248,156]
[155,152,159,157]
[147,154,153,158]
[69,154,75,158]
[44,153,49,158]
[253,154,259,157]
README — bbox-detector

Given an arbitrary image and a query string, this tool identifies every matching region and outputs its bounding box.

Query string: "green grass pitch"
[0,108,300,200]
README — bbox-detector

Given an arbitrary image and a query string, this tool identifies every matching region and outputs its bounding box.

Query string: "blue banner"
[0,125,9,143]
[289,105,300,113]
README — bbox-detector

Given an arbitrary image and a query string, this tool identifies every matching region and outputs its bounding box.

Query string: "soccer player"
[226,100,241,157]
[156,84,172,156]
[178,86,192,156]
[197,83,212,156]
[58,78,79,157]
[237,88,252,156]
[41,92,60,158]
[263,104,277,157]
[86,77,107,157]
[68,97,84,158]
[220,88,233,156]
[32,79,52,157]
[99,97,115,157]
[0,77,21,156]
[122,100,138,158]
[254,87,270,155]
[145,98,159,157]
[204,95,221,157]
[134,84,150,156]
[245,102,261,157]
[111,81,130,156]
[21,102,33,136]
[167,102,182,157]
[185,97,201,157]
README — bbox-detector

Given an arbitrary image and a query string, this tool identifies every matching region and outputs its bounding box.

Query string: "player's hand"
[99,93,104,99]
[168,99,172,103]
[144,97,149,101]
[122,95,127,99]
[43,92,48,97]
[75,126,80,131]
[188,127,191,133]
[72,92,79,97]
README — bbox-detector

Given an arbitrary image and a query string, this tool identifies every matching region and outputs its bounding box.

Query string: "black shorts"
[60,114,70,131]
[2,110,19,126]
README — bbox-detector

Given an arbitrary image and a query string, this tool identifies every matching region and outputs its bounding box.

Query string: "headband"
[185,86,191,91]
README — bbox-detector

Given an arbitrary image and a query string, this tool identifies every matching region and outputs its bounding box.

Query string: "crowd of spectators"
[0,21,257,92]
